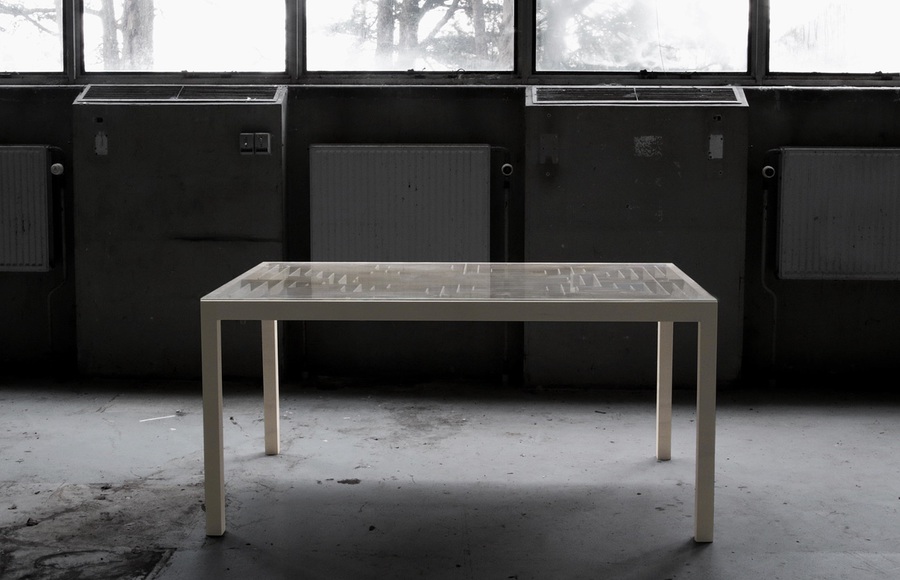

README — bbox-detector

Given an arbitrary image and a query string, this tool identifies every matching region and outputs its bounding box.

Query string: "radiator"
[777,147,900,280]
[0,146,53,272]
[309,144,491,261]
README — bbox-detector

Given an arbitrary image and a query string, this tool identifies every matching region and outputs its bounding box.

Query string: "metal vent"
[177,85,280,101]
[536,86,638,102]
[634,87,739,102]
[529,86,745,106]
[75,85,284,103]
[79,85,182,101]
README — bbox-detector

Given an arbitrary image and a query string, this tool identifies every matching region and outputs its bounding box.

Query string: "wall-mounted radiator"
[309,144,491,261]
[777,147,900,280]
[0,146,54,272]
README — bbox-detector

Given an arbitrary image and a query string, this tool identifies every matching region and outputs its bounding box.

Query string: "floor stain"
[0,480,200,580]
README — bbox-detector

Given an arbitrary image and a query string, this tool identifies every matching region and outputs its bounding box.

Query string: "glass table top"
[203,262,715,302]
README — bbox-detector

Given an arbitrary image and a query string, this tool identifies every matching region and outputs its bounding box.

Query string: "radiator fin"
[0,146,52,272]
[309,145,491,261]
[778,147,900,280]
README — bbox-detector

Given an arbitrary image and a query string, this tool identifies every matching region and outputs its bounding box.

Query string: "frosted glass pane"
[770,1,900,73]
[536,0,748,73]
[82,0,285,72]
[306,0,515,72]
[204,262,715,302]
[0,1,63,72]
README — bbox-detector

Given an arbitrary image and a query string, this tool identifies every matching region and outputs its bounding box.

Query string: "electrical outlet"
[254,133,271,155]
[239,133,255,155]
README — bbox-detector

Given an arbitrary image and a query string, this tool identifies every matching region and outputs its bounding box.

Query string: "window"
[81,0,286,73]
[9,1,900,83]
[535,0,748,73]
[769,0,900,74]
[0,1,64,72]
[305,0,515,72]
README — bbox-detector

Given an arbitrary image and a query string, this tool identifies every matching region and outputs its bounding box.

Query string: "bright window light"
[536,0,748,73]
[769,0,900,74]
[82,0,286,73]
[0,1,64,72]
[306,0,515,72]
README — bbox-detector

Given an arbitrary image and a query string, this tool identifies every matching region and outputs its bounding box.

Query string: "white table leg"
[262,320,280,456]
[694,309,718,543]
[201,312,226,536]
[656,321,674,461]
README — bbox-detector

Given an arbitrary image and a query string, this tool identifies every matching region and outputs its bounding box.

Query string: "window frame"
[762,0,900,84]
[298,0,523,85]
[72,0,293,84]
[0,0,71,83]
[1,1,900,86]
[530,0,754,79]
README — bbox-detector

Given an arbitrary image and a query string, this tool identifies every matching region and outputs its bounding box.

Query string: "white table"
[201,262,718,541]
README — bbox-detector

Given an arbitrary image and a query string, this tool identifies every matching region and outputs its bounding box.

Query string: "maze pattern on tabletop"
[206,262,705,301]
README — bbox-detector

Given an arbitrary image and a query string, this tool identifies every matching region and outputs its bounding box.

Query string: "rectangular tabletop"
[201,262,718,541]
[201,261,716,320]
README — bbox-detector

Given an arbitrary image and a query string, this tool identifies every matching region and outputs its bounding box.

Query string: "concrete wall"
[2,85,898,386]
[0,87,80,377]
[742,88,900,382]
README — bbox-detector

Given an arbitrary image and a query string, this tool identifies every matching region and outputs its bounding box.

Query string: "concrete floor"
[0,376,898,580]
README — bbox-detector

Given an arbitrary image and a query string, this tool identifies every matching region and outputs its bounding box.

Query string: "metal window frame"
[3,1,900,87]
[70,0,292,84]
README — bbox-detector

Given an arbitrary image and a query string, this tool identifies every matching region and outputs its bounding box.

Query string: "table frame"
[201,262,718,542]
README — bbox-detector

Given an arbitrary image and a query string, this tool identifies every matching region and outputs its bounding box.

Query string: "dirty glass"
[535,0,748,73]
[769,0,900,73]
[306,0,515,72]
[0,0,63,72]
[81,0,285,72]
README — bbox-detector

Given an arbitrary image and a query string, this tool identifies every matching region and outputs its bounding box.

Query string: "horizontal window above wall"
[7,1,900,86]
[769,0,900,74]
[0,0,63,73]
[81,0,286,73]
[534,0,749,74]
[305,0,515,72]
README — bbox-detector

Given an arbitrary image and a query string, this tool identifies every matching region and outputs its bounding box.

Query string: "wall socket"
[240,132,271,155]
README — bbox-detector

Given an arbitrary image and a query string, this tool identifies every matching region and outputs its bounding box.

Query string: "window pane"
[0,0,63,72]
[306,0,515,72]
[770,1,900,73]
[82,0,285,72]
[536,0,748,73]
